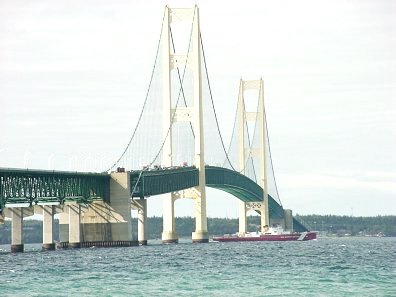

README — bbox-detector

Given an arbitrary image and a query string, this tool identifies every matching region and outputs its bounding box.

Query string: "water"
[1,237,395,296]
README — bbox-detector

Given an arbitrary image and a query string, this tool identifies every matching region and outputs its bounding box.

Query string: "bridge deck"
[1,166,306,230]
[0,168,110,209]
[130,165,285,219]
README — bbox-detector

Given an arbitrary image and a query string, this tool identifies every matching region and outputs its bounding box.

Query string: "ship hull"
[213,232,316,242]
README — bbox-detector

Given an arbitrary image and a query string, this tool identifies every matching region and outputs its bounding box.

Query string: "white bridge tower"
[237,79,270,234]
[161,6,208,243]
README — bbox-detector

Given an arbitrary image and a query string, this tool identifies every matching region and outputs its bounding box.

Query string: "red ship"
[213,225,317,242]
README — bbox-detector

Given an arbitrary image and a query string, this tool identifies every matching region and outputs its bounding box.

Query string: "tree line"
[294,214,396,236]
[1,215,395,244]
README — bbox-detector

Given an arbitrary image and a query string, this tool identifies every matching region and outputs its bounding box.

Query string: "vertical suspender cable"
[264,109,282,207]
[200,33,237,172]
[146,9,197,168]
[106,10,167,172]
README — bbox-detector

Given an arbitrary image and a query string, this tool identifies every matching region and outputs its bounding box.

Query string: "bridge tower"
[237,79,270,234]
[161,6,208,243]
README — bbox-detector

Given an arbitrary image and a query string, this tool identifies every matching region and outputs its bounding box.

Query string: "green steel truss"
[130,166,199,197]
[292,218,309,232]
[205,166,263,202]
[1,166,306,230]
[130,165,285,219]
[0,168,110,211]
[206,166,285,219]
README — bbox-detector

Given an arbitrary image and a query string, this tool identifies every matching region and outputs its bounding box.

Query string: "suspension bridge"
[0,6,308,252]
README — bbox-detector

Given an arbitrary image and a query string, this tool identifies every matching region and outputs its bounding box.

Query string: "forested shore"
[1,215,395,244]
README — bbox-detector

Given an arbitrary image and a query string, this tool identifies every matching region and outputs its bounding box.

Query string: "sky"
[0,0,395,218]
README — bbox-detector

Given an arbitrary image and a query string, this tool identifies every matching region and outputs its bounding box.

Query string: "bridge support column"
[68,204,81,248]
[192,193,209,243]
[80,201,112,242]
[238,201,247,235]
[42,205,55,250]
[245,202,269,233]
[109,172,132,241]
[162,193,178,244]
[58,210,69,242]
[260,207,269,232]
[137,199,147,245]
[11,207,24,253]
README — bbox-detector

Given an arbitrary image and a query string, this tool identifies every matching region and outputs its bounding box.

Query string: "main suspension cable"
[147,9,196,168]
[264,107,283,206]
[200,33,237,172]
[222,90,239,169]
[106,10,166,172]
[201,34,259,176]
[130,10,196,192]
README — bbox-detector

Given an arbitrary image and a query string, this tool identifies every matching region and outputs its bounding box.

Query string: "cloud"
[280,171,396,193]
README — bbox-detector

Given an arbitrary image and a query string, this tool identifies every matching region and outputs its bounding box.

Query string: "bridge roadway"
[1,166,307,231]
[130,166,285,219]
[0,167,109,210]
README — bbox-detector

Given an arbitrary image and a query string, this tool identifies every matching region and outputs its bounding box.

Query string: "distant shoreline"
[1,215,395,244]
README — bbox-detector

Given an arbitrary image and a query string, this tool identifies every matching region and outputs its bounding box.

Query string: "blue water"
[1,237,395,296]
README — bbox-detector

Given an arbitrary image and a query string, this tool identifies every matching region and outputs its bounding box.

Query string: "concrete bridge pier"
[109,172,133,242]
[162,193,178,244]
[257,203,269,233]
[192,193,209,243]
[42,205,55,250]
[240,202,270,234]
[11,207,24,253]
[56,172,134,248]
[58,210,69,242]
[136,198,147,245]
[68,203,81,248]
[260,207,269,232]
